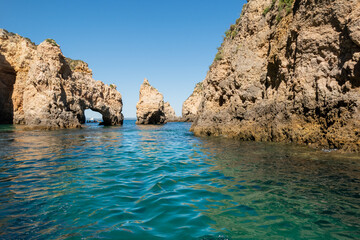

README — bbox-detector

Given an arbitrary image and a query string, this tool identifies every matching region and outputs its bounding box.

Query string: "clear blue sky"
[1,0,246,119]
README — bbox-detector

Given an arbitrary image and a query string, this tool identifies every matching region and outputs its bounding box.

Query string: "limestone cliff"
[182,82,204,122]
[136,78,166,124]
[190,0,360,152]
[0,29,123,128]
[164,102,179,122]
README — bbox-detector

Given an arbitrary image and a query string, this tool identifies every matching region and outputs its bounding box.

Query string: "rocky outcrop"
[136,78,165,124]
[164,102,179,122]
[190,0,360,152]
[0,29,123,128]
[0,29,35,124]
[182,82,203,122]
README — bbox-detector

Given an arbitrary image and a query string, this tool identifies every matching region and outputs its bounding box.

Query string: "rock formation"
[182,82,203,122]
[164,102,179,122]
[136,78,165,124]
[190,0,360,152]
[0,29,123,128]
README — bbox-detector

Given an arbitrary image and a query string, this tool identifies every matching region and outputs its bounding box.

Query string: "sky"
[1,0,247,119]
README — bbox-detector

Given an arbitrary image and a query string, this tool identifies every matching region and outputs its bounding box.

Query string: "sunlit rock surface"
[182,82,203,122]
[0,29,123,128]
[136,78,165,125]
[190,0,360,152]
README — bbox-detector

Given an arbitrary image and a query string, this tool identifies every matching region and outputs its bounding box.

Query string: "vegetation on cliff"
[65,57,88,71]
[266,0,294,22]
[45,38,59,47]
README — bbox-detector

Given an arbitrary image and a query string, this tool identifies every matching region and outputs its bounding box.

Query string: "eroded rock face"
[164,102,179,122]
[0,29,36,124]
[190,0,360,152]
[0,29,123,128]
[182,82,203,122]
[136,78,165,124]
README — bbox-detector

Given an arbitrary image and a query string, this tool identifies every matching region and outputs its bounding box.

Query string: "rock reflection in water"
[195,138,360,239]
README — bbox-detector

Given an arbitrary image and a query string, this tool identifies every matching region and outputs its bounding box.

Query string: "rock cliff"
[164,102,179,122]
[182,82,204,122]
[136,78,166,124]
[190,0,360,152]
[0,29,123,128]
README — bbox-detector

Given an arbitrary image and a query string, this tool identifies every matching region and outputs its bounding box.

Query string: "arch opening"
[0,54,16,124]
[83,109,103,124]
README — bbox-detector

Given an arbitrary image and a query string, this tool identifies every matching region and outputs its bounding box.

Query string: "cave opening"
[0,54,16,124]
[84,109,103,124]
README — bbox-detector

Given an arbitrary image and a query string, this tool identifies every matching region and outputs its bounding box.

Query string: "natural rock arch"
[0,29,124,128]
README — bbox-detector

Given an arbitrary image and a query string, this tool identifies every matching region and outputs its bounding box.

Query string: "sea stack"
[190,0,360,152]
[182,82,203,122]
[0,29,124,128]
[136,78,166,124]
[164,102,179,122]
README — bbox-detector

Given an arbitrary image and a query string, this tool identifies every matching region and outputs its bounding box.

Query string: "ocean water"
[0,120,359,240]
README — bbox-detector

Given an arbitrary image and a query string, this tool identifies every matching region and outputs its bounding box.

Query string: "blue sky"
[1,0,246,118]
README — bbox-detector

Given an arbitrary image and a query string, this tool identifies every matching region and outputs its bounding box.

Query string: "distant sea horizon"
[85,117,137,121]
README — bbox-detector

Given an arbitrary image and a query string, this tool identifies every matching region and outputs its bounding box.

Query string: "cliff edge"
[190,0,360,152]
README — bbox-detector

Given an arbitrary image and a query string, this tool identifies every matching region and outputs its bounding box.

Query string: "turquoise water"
[0,120,359,239]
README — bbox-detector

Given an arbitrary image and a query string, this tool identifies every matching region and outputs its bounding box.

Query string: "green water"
[0,120,359,239]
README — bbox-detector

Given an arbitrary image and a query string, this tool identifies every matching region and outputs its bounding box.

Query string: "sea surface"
[0,120,359,240]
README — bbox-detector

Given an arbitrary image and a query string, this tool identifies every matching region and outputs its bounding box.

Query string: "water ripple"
[0,121,359,239]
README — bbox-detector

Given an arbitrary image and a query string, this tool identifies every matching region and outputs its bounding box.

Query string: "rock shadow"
[0,53,15,124]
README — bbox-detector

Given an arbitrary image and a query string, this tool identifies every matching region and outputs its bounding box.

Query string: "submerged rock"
[190,0,360,152]
[0,29,123,128]
[182,82,203,122]
[136,78,165,125]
